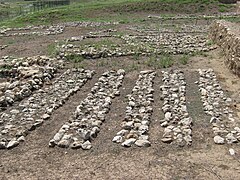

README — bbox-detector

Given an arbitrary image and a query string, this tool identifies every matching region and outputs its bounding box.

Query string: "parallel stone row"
[58,29,215,60]
[59,21,119,27]
[65,29,118,43]
[112,70,156,147]
[160,70,192,146]
[0,21,119,37]
[197,69,240,144]
[121,33,215,55]
[0,25,64,37]
[49,69,125,150]
[129,24,209,33]
[0,69,94,149]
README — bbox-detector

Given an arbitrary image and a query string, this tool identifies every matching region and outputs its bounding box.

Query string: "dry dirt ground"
[0,18,240,180]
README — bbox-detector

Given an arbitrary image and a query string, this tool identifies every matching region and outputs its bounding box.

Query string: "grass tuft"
[179,55,190,65]
[65,54,84,63]
[145,54,173,69]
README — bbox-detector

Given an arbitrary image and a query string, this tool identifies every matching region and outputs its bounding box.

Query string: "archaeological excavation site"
[0,0,240,179]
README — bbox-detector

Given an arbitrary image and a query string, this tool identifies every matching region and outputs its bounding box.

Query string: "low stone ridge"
[160,70,192,146]
[209,20,240,76]
[0,25,65,37]
[0,21,119,37]
[58,26,215,60]
[197,69,240,144]
[112,70,155,147]
[0,68,94,149]
[49,69,125,149]
[148,12,240,20]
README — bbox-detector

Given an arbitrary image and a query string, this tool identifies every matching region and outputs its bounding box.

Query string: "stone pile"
[197,69,240,144]
[0,55,60,72]
[209,20,240,76]
[0,68,94,149]
[0,56,62,110]
[112,70,155,147]
[160,70,192,146]
[49,69,125,149]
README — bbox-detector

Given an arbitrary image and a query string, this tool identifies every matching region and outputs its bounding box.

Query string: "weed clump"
[145,54,173,69]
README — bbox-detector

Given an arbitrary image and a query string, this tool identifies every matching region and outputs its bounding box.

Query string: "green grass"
[126,61,139,72]
[218,3,234,12]
[65,54,84,63]
[145,54,173,69]
[47,43,57,57]
[179,55,190,65]
[224,17,240,23]
[0,0,234,28]
[81,39,118,49]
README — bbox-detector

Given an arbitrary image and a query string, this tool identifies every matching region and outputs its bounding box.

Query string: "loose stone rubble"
[0,45,8,50]
[0,68,94,149]
[121,32,215,55]
[0,21,119,37]
[66,29,118,43]
[49,69,125,149]
[58,24,215,60]
[129,24,209,34]
[0,56,62,110]
[112,70,155,147]
[160,70,192,146]
[59,21,119,27]
[0,25,65,37]
[197,69,240,144]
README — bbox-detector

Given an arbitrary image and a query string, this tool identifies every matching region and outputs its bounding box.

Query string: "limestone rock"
[214,135,225,144]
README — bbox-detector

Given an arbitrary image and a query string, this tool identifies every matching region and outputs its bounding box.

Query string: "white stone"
[112,135,123,143]
[229,148,235,156]
[121,138,136,147]
[214,135,224,144]
[42,114,50,120]
[135,139,151,147]
[7,139,19,149]
[81,140,92,150]
[165,112,172,120]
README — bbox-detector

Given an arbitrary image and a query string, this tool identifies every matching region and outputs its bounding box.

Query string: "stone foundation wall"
[209,20,240,76]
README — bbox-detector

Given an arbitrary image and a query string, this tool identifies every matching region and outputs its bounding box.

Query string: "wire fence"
[0,0,70,22]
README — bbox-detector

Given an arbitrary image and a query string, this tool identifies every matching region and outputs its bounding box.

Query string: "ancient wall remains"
[209,20,240,76]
